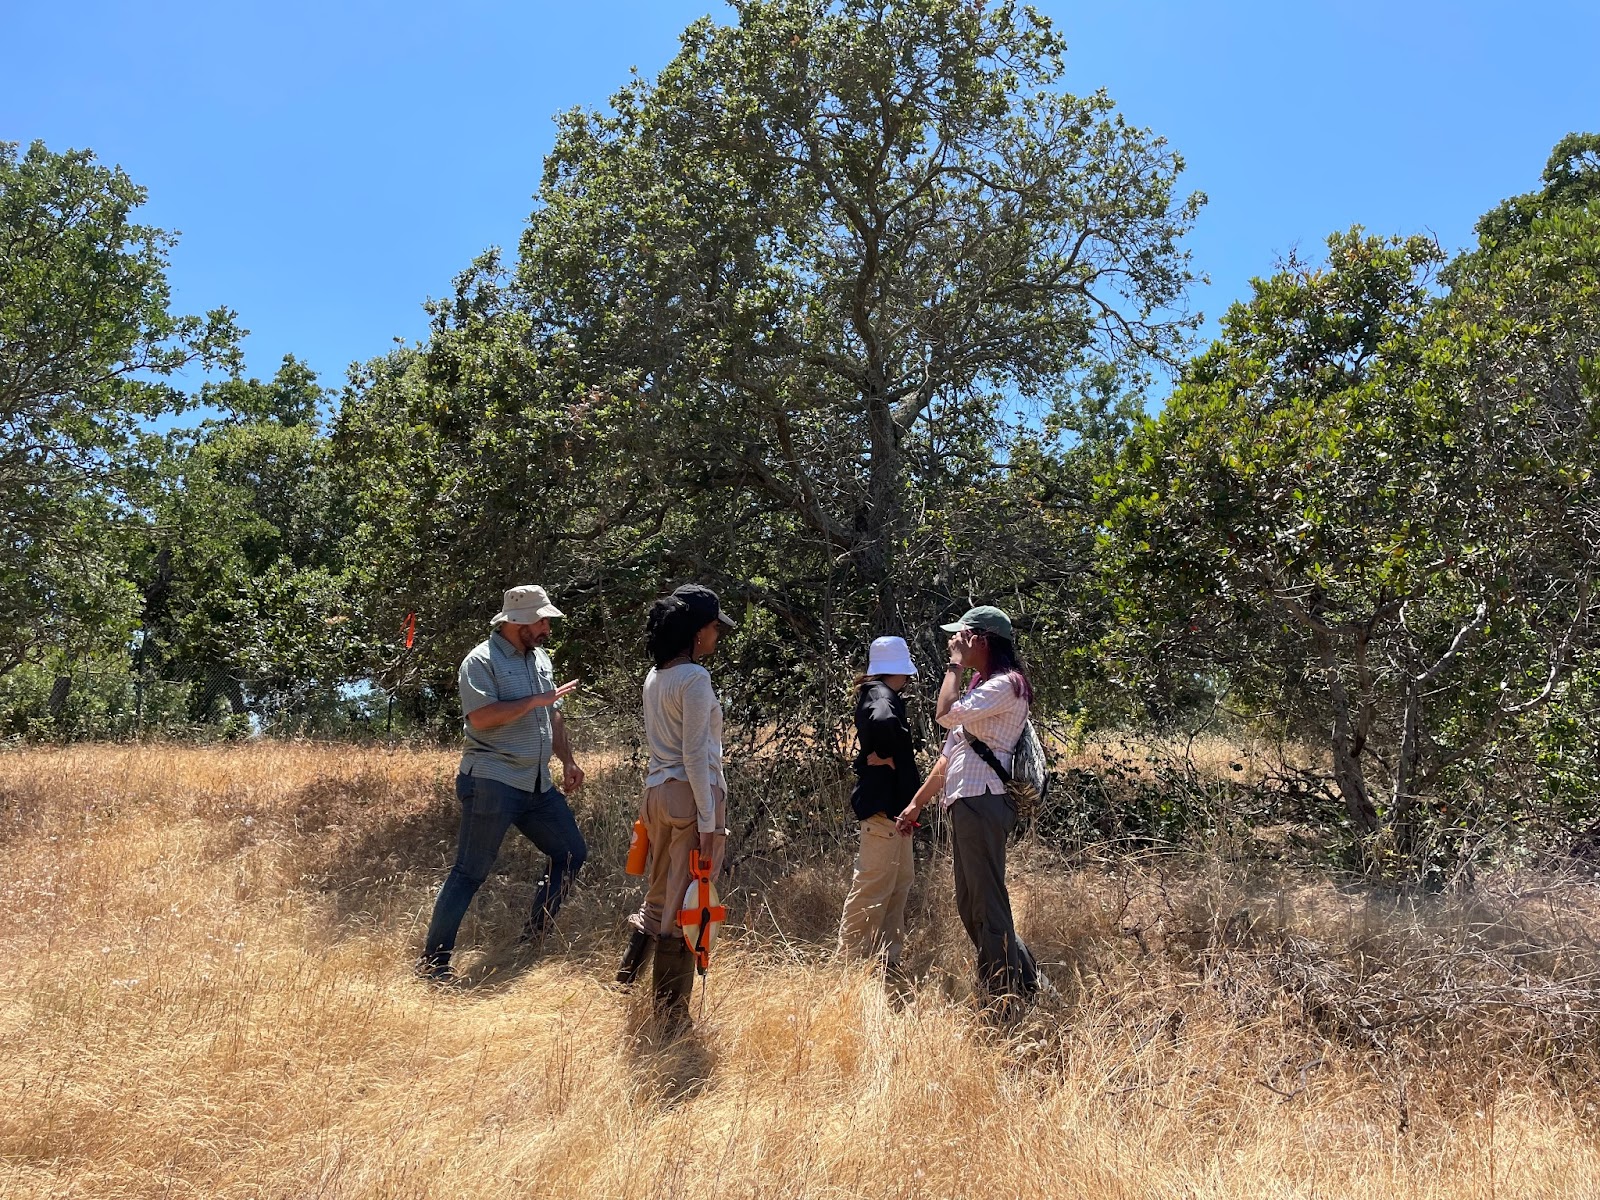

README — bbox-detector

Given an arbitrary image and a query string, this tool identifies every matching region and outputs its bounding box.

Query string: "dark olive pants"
[949,792,1039,999]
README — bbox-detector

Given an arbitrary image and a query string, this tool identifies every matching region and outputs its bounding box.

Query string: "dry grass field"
[4,741,1600,1199]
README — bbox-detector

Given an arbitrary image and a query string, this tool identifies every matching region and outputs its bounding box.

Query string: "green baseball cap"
[940,605,1014,641]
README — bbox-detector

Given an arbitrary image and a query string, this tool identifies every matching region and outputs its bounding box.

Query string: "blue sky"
[4,1,1597,395]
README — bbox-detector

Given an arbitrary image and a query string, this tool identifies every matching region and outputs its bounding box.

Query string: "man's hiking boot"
[413,954,457,987]
[883,959,915,1009]
[518,912,569,952]
[614,927,654,989]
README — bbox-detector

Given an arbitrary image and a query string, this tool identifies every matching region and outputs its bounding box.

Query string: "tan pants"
[837,815,914,965]
[629,778,727,938]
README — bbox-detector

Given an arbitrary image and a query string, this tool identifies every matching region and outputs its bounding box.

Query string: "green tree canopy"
[335,0,1202,723]
[1468,131,1600,259]
[0,140,240,676]
[138,357,371,729]
[1098,139,1600,874]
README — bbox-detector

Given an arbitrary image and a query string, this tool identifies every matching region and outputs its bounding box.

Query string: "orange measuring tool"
[678,850,725,976]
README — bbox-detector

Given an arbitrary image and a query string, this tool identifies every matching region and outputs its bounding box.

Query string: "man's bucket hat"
[940,605,1015,642]
[492,584,565,626]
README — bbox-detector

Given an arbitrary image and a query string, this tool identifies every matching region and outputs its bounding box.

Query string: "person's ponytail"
[645,596,698,667]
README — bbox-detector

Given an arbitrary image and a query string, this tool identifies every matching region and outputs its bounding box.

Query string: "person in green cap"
[896,604,1040,1009]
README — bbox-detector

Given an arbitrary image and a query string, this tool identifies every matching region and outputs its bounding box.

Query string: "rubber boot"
[651,934,696,1037]
[883,958,914,1010]
[615,927,654,988]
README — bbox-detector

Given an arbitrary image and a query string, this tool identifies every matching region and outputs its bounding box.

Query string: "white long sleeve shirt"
[642,662,727,832]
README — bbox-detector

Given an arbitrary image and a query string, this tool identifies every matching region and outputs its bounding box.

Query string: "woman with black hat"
[613,584,736,1030]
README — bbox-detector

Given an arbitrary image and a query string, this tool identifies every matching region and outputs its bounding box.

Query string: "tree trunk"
[1390,677,1424,859]
[1315,627,1380,836]
[1331,734,1379,836]
[861,383,905,636]
[47,674,72,720]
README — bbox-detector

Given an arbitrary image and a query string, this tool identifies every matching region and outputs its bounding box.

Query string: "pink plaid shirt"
[936,672,1029,806]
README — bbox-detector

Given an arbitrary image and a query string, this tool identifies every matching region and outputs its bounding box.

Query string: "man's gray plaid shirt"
[458,630,562,793]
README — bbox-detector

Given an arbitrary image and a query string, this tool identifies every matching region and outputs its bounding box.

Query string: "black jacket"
[849,680,923,821]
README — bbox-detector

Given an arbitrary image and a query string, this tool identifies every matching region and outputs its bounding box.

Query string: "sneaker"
[413,956,457,986]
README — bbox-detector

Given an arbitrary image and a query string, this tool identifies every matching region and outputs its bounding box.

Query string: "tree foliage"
[138,357,372,730]
[1098,151,1600,874]
[334,0,1201,725]
[0,140,240,677]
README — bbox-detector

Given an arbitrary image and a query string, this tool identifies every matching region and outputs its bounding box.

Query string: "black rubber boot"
[615,927,654,988]
[650,935,697,1036]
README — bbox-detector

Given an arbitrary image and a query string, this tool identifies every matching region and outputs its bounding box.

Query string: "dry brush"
[2,742,1599,1198]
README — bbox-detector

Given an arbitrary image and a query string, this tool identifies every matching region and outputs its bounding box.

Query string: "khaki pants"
[837,814,914,965]
[629,778,727,939]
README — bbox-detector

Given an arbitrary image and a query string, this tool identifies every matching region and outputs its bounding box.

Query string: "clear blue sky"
[4,0,1596,394]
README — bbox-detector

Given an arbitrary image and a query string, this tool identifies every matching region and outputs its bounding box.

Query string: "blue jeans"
[421,773,589,964]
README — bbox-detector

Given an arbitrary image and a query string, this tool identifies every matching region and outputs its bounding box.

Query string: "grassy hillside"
[3,743,1598,1198]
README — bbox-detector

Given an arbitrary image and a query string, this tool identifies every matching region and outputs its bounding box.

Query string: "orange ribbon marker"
[678,849,726,976]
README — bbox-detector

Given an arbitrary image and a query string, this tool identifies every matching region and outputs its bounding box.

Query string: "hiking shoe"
[413,956,457,987]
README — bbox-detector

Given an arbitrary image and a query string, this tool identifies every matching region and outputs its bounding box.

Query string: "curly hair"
[644,594,709,668]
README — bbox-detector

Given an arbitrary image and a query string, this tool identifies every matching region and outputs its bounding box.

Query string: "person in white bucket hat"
[417,584,586,982]
[836,635,922,977]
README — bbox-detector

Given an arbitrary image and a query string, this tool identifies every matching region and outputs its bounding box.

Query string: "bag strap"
[964,731,1012,785]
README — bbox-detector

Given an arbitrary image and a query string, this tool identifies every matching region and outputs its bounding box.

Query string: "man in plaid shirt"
[897,605,1041,1008]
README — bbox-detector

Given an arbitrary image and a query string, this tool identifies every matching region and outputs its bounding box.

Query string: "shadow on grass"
[278,762,648,956]
[622,997,719,1109]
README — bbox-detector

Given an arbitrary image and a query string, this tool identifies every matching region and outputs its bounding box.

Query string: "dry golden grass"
[3,742,1600,1199]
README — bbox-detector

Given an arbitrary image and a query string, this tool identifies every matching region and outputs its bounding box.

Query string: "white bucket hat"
[491,584,565,626]
[866,635,917,677]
